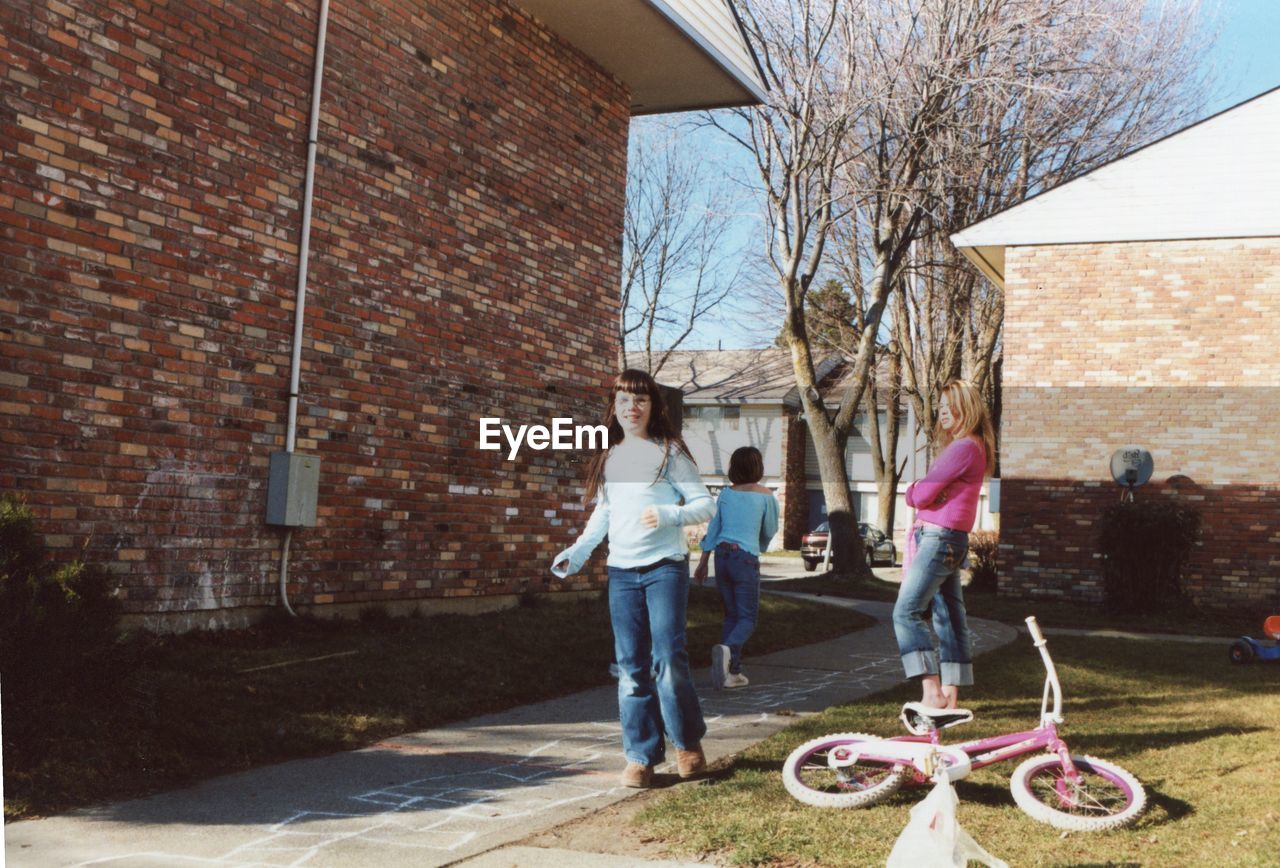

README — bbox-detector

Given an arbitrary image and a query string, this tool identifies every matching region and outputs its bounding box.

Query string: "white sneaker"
[724,672,749,689]
[711,644,729,689]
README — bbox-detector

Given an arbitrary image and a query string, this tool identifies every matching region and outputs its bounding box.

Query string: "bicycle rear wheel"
[781,732,911,809]
[1010,753,1146,831]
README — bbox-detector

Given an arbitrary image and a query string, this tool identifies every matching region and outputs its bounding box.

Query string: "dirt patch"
[516,754,755,864]
[520,784,695,861]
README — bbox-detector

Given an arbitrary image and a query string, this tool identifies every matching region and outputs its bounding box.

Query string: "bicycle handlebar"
[1025,615,1063,723]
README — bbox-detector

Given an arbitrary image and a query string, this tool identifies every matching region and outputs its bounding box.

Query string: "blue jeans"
[608,559,706,766]
[892,525,973,686]
[713,544,760,673]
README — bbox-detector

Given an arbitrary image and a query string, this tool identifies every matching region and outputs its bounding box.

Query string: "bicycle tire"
[1009,753,1146,831]
[781,732,911,809]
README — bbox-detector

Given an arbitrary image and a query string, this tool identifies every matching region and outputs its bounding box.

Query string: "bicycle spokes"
[810,747,897,792]
[1034,764,1131,815]
[781,733,912,809]
[1054,777,1122,813]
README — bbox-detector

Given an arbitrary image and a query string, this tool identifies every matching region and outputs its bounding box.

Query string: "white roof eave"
[514,0,767,114]
[950,86,1280,288]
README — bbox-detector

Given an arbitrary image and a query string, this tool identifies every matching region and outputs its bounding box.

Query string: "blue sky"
[1204,0,1280,114]
[648,0,1280,352]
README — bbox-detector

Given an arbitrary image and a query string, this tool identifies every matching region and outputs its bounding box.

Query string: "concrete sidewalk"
[5,597,1018,868]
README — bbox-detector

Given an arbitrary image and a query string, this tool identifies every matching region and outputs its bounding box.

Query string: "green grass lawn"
[780,571,901,603]
[780,570,1262,637]
[3,586,873,820]
[635,634,1280,866]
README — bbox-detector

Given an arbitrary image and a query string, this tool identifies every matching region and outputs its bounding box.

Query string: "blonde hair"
[937,379,996,476]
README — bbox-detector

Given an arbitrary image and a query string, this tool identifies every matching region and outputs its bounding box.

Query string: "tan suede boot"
[620,762,653,788]
[675,745,706,779]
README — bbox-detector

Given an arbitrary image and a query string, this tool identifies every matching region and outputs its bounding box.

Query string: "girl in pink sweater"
[893,379,996,714]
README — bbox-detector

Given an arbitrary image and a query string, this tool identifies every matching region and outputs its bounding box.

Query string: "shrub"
[357,603,391,624]
[967,530,999,594]
[0,494,122,701]
[1096,498,1201,615]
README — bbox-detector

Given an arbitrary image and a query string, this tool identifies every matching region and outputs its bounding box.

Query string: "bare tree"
[620,122,746,376]
[717,0,1213,567]
[710,0,876,575]
[798,0,1021,552]
[895,0,1216,461]
[896,236,964,454]
[862,340,907,535]
[720,0,1016,570]
[826,217,909,537]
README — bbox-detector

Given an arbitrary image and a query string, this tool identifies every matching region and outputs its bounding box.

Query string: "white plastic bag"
[885,776,1008,868]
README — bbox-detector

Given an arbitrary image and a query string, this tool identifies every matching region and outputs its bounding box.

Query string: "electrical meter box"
[267,452,320,527]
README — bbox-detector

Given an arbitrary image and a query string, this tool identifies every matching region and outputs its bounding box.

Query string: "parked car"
[800,523,828,570]
[801,521,897,571]
[859,523,897,567]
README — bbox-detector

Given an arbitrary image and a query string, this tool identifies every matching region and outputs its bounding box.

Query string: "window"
[686,405,740,431]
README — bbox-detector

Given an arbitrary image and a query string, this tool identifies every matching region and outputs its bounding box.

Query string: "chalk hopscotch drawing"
[73,623,1009,867]
[74,736,625,867]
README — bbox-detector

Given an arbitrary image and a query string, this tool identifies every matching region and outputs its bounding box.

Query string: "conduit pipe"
[278,0,332,617]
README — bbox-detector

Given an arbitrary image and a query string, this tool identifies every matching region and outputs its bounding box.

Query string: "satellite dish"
[1110,447,1153,491]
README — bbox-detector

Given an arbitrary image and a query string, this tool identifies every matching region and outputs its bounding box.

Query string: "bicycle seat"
[1264,615,1280,641]
[900,702,974,735]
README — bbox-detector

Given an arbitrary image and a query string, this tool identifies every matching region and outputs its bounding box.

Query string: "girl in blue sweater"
[552,369,715,789]
[694,446,779,689]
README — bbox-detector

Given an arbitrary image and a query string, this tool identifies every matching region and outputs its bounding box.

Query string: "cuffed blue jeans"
[608,559,707,766]
[892,524,974,686]
[713,544,760,674]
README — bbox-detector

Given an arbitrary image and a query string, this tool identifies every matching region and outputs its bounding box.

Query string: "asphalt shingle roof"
[655,348,895,406]
[655,348,820,404]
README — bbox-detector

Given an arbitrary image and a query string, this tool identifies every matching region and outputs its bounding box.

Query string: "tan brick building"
[952,88,1280,613]
[0,0,765,630]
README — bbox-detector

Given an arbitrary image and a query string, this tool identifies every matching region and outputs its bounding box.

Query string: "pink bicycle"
[782,617,1146,831]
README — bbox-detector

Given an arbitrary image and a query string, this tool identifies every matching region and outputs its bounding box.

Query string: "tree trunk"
[876,472,898,547]
[864,335,905,538]
[809,418,862,578]
[786,329,867,578]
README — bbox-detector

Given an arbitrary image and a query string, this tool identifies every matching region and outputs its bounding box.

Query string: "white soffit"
[951,86,1280,287]
[514,0,767,114]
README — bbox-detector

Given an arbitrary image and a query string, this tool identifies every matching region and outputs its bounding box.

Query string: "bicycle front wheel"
[1010,753,1146,831]
[781,732,911,809]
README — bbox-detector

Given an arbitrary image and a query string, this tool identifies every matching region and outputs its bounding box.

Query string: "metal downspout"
[278,0,332,617]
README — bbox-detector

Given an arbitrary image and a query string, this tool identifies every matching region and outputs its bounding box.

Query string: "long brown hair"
[936,379,997,476]
[584,369,693,502]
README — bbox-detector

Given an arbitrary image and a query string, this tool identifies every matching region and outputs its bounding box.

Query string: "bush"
[1096,498,1201,615]
[0,494,122,701]
[357,603,391,624]
[967,530,999,594]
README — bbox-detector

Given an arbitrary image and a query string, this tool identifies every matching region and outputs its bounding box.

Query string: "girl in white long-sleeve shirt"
[552,369,714,789]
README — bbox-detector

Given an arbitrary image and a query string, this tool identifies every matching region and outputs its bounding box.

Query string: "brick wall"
[0,0,630,628]
[1000,239,1280,612]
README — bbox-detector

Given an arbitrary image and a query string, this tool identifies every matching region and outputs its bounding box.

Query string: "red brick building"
[0,0,765,630]
[952,88,1280,613]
